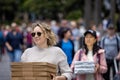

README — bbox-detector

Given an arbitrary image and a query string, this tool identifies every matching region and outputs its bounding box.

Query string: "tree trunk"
[23,12,29,23]
[110,0,116,24]
[2,13,5,23]
[94,0,102,26]
[84,0,92,29]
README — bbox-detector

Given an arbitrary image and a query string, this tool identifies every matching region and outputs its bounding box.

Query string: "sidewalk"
[0,53,11,80]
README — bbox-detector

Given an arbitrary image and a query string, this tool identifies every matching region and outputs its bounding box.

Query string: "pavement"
[0,53,11,80]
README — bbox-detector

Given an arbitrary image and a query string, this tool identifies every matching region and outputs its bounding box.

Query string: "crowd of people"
[0,18,120,80]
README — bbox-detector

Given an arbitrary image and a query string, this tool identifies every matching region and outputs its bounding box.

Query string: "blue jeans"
[7,49,22,62]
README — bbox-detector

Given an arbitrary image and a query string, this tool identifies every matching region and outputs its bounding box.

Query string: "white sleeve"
[21,49,29,62]
[57,48,73,80]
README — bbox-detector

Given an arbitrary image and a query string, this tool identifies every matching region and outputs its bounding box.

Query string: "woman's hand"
[5,42,13,51]
[52,75,67,80]
[7,45,13,51]
[116,53,120,60]
[95,63,100,73]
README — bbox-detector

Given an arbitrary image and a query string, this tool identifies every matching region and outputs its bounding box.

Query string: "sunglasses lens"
[37,32,42,36]
[31,33,35,37]
[31,32,42,37]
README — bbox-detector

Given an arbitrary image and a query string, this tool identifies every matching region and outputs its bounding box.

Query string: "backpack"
[102,35,120,52]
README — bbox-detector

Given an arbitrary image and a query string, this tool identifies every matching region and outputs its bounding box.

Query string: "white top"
[21,46,72,80]
[87,50,94,61]
[86,50,94,80]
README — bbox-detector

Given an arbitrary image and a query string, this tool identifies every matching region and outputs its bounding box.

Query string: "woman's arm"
[5,42,13,51]
[70,50,81,70]
[55,48,73,80]
[116,51,120,60]
[97,49,107,73]
[53,75,67,80]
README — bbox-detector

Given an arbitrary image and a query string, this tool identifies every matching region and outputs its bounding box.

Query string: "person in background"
[70,21,80,52]
[89,22,101,42]
[24,27,33,48]
[116,52,120,60]
[0,27,5,61]
[21,22,72,80]
[100,23,120,80]
[50,20,59,42]
[116,52,120,74]
[78,19,86,49]
[50,20,59,36]
[5,22,24,62]
[57,19,69,41]
[71,30,107,80]
[57,27,75,66]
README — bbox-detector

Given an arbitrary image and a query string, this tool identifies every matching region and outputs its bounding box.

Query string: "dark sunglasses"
[31,32,42,37]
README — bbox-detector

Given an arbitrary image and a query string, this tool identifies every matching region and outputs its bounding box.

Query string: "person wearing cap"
[100,23,120,80]
[71,30,107,80]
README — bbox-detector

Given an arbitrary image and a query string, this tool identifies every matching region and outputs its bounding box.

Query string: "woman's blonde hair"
[31,22,57,46]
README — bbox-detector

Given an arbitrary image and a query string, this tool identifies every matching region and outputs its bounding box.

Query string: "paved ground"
[0,53,11,80]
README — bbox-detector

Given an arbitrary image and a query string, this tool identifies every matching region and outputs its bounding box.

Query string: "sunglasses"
[31,32,42,37]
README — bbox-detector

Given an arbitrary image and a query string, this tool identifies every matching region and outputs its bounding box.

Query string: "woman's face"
[64,30,72,39]
[31,26,47,46]
[85,33,96,46]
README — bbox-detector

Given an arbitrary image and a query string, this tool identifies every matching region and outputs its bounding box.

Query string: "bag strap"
[97,53,100,64]
[102,37,106,49]
[78,49,83,61]
[116,35,120,52]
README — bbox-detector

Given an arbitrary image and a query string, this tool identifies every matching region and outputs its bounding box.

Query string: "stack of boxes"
[11,62,56,80]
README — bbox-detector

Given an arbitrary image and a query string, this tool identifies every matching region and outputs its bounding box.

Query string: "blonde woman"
[21,22,72,80]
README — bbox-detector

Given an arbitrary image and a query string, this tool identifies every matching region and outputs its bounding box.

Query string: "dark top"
[5,31,24,52]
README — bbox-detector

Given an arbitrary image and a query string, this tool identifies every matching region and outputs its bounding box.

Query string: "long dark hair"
[83,38,102,55]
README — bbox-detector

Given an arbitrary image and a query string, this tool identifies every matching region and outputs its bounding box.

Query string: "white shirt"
[21,46,72,80]
[86,50,94,80]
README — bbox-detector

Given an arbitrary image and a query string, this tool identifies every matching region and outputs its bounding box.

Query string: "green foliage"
[21,0,84,19]
[0,0,84,23]
[0,0,16,11]
[66,10,82,20]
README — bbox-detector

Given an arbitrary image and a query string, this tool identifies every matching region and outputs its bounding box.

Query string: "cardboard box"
[11,62,56,80]
[12,77,51,80]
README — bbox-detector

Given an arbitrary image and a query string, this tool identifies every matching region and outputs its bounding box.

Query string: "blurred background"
[0,0,120,80]
[0,0,120,27]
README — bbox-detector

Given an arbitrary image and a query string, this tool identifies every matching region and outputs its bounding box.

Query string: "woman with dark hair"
[57,27,75,66]
[71,30,107,80]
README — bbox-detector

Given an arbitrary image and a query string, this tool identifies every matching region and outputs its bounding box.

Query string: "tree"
[21,0,84,21]
[109,0,116,24]
[94,0,102,26]
[0,0,19,23]
[84,0,92,28]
